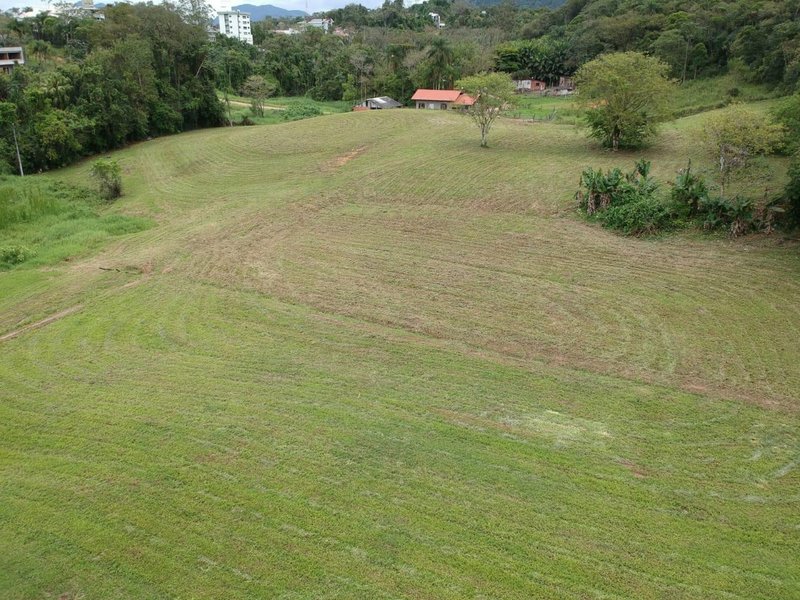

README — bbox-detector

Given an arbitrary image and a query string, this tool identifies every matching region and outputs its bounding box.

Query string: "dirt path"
[0,305,83,342]
[227,100,285,111]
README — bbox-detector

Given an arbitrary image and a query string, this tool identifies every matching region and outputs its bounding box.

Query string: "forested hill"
[0,3,225,174]
[508,0,800,86]
[324,0,798,90]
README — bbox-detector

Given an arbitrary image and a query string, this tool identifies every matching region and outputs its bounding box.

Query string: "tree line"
[0,1,223,174]
[2,0,799,174]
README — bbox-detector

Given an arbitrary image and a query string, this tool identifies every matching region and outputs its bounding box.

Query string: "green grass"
[262,95,352,114]
[1,106,799,599]
[220,93,352,126]
[507,94,580,122]
[220,92,351,115]
[669,74,781,116]
[0,178,151,270]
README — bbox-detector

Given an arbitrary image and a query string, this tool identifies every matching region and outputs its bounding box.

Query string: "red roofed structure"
[412,89,475,110]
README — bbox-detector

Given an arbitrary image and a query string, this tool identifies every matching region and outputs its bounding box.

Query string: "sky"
[0,0,403,14]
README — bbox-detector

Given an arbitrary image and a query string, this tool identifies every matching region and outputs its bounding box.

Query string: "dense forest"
[0,1,223,173]
[1,0,799,173]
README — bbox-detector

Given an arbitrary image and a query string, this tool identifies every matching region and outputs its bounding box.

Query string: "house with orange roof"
[411,89,475,110]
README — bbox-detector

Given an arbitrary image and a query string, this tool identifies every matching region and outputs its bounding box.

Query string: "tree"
[783,158,800,228]
[241,75,276,117]
[774,93,800,155]
[0,102,24,176]
[422,37,455,90]
[90,158,122,201]
[494,38,568,85]
[702,105,785,199]
[574,52,673,151]
[455,72,516,148]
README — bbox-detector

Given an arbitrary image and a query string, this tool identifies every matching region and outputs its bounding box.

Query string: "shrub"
[90,158,122,201]
[602,195,677,236]
[576,159,676,236]
[671,162,710,216]
[0,244,35,265]
[576,160,655,215]
[702,105,785,199]
[781,159,800,228]
[773,93,800,155]
[698,195,762,237]
[282,101,323,122]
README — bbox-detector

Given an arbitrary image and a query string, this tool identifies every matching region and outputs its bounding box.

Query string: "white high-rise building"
[218,10,253,45]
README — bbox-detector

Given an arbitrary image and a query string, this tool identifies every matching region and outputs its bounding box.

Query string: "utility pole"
[11,122,23,177]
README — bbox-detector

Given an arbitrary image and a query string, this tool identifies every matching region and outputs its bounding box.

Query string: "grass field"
[1,107,799,598]
[219,92,352,125]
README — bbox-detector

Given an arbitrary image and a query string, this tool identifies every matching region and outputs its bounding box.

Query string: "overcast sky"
[0,0,398,14]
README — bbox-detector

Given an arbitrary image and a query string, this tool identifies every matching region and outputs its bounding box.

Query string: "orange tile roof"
[411,89,463,102]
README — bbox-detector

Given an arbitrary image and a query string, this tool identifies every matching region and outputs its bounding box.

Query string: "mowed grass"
[508,95,580,122]
[1,108,799,599]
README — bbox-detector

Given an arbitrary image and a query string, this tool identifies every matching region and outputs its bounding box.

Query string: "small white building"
[53,0,105,20]
[218,10,253,44]
[428,12,445,28]
[81,0,105,20]
[357,96,403,110]
[307,18,333,32]
[0,47,24,74]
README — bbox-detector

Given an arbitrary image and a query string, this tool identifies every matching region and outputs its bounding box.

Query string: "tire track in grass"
[2,276,797,597]
[227,205,799,408]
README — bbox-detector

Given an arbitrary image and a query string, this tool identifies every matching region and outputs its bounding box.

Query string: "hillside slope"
[1,110,799,599]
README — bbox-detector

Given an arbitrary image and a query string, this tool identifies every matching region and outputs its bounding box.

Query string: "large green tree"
[575,51,673,151]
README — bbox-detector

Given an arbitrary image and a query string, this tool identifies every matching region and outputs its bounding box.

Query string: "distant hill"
[468,0,565,7]
[232,4,308,20]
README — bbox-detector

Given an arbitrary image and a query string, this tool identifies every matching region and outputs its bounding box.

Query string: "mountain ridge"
[230,3,308,20]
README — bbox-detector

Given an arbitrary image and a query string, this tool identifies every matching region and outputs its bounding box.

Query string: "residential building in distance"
[307,18,333,32]
[513,79,547,93]
[428,12,445,28]
[557,76,576,91]
[52,0,105,20]
[80,0,105,20]
[356,96,403,110]
[411,89,474,110]
[0,47,24,74]
[218,9,253,44]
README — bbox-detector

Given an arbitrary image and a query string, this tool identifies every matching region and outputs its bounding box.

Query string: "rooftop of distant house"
[411,89,475,105]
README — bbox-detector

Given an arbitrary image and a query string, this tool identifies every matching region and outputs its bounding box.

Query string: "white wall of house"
[307,18,333,32]
[416,101,452,109]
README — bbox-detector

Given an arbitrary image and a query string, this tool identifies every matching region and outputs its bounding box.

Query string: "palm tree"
[44,73,73,109]
[425,37,454,89]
